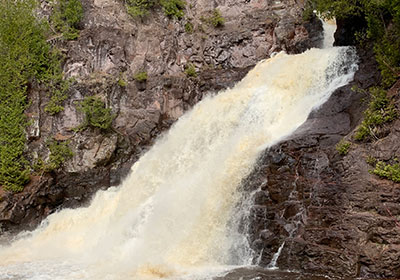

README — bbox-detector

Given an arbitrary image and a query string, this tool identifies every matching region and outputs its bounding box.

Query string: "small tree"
[76,96,114,131]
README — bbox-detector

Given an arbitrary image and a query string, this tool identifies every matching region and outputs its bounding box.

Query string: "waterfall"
[322,18,337,48]
[0,47,358,280]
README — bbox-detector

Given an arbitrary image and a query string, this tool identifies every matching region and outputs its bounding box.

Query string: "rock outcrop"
[0,0,322,233]
[244,43,400,278]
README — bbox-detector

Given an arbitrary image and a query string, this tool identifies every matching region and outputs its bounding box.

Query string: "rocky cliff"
[244,45,400,278]
[0,0,322,233]
[3,0,399,278]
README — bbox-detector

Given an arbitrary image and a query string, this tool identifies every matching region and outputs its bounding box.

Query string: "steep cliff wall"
[244,41,400,279]
[0,0,322,233]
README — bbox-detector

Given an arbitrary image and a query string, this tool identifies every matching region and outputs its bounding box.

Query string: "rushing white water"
[322,18,337,48]
[0,47,357,280]
[267,242,286,270]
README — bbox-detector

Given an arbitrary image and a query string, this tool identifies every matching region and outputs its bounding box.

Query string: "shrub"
[126,0,185,19]
[184,21,193,33]
[44,61,71,115]
[200,9,225,28]
[210,9,225,27]
[51,0,84,40]
[45,140,74,171]
[118,78,127,87]
[366,155,377,166]
[370,160,400,183]
[354,88,397,141]
[0,0,66,192]
[184,63,197,77]
[126,0,155,17]
[76,96,114,131]
[336,140,351,155]
[160,0,185,19]
[134,71,148,82]
[374,24,400,87]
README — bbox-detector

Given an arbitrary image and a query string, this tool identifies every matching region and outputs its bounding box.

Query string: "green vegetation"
[160,0,185,19]
[201,9,225,28]
[308,0,400,87]
[184,63,197,77]
[0,0,68,192]
[336,140,351,155]
[366,155,377,166]
[76,96,114,131]
[126,0,185,19]
[354,87,397,141]
[118,72,128,87]
[44,67,71,115]
[184,21,194,33]
[209,9,225,27]
[126,0,155,17]
[118,78,127,87]
[370,160,400,183]
[133,71,148,82]
[45,140,74,171]
[51,0,84,40]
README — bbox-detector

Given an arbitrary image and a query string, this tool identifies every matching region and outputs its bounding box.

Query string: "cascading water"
[322,18,337,48]
[0,46,358,279]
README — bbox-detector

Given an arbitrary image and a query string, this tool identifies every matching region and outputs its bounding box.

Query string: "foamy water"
[0,45,358,279]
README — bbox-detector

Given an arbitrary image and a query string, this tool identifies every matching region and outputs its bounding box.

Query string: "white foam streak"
[0,47,358,280]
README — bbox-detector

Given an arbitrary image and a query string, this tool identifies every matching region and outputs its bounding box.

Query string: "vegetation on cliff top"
[309,0,400,87]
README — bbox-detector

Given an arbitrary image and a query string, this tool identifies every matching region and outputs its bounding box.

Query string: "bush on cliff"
[336,140,351,155]
[126,0,156,17]
[354,87,397,141]
[200,9,225,28]
[133,71,148,82]
[160,0,185,19]
[309,0,400,87]
[51,0,84,40]
[76,96,114,131]
[45,140,74,171]
[126,0,185,19]
[370,160,400,183]
[0,0,67,192]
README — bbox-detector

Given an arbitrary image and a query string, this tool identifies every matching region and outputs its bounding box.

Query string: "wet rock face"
[244,47,400,278]
[0,1,322,232]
